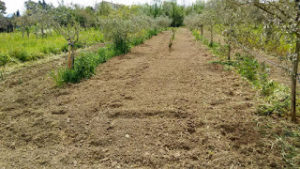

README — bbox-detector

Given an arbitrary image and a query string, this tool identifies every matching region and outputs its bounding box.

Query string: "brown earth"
[0,28,292,168]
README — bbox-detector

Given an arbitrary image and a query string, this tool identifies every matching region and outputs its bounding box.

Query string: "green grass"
[0,28,104,65]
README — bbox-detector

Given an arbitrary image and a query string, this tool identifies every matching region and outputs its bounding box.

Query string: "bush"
[131,36,145,46]
[147,29,159,39]
[184,14,203,30]
[154,16,172,29]
[52,48,113,86]
[61,44,69,52]
[170,3,184,27]
[235,53,259,82]
[0,53,10,66]
[98,47,115,61]
[9,49,31,62]
[102,18,136,55]
[113,35,131,55]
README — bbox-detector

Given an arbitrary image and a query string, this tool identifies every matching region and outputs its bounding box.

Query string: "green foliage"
[98,47,115,62]
[170,3,184,27]
[102,18,135,54]
[51,52,101,85]
[235,53,259,82]
[145,2,183,27]
[0,53,10,66]
[9,49,31,62]
[0,29,103,65]
[114,35,131,55]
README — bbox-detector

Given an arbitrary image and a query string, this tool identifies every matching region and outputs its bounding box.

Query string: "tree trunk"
[291,36,300,122]
[209,24,213,47]
[68,44,75,69]
[228,43,231,61]
[26,29,30,39]
[290,0,300,122]
[200,25,204,36]
[41,26,45,38]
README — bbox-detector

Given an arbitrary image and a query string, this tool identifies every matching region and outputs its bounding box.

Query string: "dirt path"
[0,28,287,168]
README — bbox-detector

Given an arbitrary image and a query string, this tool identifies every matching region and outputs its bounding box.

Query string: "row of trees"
[0,0,188,35]
[185,0,300,122]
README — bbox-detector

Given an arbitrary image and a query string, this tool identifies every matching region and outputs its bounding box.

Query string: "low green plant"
[235,53,259,82]
[0,53,10,66]
[98,47,115,62]
[51,52,100,85]
[0,69,4,80]
[9,49,31,62]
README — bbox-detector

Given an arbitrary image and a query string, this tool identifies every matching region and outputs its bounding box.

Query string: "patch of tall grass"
[0,28,104,65]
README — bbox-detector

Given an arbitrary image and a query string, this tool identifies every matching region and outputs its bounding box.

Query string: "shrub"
[131,36,145,46]
[114,36,131,55]
[61,44,69,52]
[9,49,31,62]
[154,16,172,29]
[170,3,184,27]
[147,29,159,38]
[52,49,112,86]
[235,53,259,82]
[184,14,203,30]
[0,53,10,66]
[98,47,115,62]
[102,18,137,55]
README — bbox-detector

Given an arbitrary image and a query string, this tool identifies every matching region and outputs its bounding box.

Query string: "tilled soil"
[0,28,287,168]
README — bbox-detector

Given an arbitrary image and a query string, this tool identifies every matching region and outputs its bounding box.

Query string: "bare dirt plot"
[0,28,291,168]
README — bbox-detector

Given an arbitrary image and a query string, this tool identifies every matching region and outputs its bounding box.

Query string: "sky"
[3,0,198,15]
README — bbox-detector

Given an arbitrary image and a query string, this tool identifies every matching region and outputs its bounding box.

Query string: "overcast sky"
[3,0,198,15]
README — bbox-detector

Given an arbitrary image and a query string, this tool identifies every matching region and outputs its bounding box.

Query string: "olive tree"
[184,14,204,35]
[102,17,138,54]
[202,1,220,47]
[52,5,81,69]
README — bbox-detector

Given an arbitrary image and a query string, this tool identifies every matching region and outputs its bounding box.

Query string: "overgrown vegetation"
[51,50,109,86]
[0,29,103,64]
